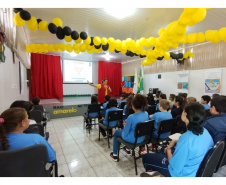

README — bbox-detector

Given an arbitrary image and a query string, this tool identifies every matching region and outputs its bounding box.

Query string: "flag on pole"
[137,65,144,94]
[133,68,138,94]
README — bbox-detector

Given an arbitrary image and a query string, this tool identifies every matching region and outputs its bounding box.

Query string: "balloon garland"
[13,8,223,65]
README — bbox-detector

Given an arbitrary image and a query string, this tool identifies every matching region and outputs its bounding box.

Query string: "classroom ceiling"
[23,8,226,63]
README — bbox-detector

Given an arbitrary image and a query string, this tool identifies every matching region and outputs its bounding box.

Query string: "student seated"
[0,107,56,162]
[117,94,126,109]
[186,97,197,104]
[171,96,184,118]
[141,103,214,177]
[99,98,119,138]
[123,95,134,121]
[212,93,220,99]
[202,95,226,144]
[10,100,36,125]
[110,94,148,161]
[200,95,211,110]
[100,95,111,116]
[169,94,175,109]
[84,95,99,129]
[147,93,155,106]
[156,94,167,112]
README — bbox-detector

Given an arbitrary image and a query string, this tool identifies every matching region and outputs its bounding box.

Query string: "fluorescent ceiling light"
[104,8,136,19]
[105,52,111,61]
[70,52,77,57]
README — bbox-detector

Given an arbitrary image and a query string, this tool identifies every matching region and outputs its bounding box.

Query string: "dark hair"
[201,95,211,104]
[125,95,134,115]
[0,108,27,150]
[105,95,111,102]
[91,95,98,104]
[132,94,148,111]
[160,99,170,110]
[102,78,108,83]
[212,93,220,99]
[31,97,40,105]
[160,94,167,99]
[175,96,186,109]
[210,96,226,114]
[108,98,117,107]
[10,100,34,118]
[184,103,205,135]
[120,94,126,99]
[169,94,175,100]
[155,93,160,98]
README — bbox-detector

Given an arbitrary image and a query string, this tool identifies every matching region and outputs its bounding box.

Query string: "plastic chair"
[196,141,225,177]
[215,140,226,173]
[117,120,155,175]
[24,124,49,140]
[98,109,123,148]
[148,105,156,115]
[0,144,58,177]
[119,102,126,109]
[171,115,187,135]
[83,104,101,134]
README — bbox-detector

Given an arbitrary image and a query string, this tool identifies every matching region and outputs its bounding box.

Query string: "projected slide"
[63,60,92,83]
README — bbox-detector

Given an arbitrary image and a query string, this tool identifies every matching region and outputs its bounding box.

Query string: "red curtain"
[30,53,63,99]
[98,61,122,97]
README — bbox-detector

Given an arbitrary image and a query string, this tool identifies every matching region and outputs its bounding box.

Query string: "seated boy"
[100,95,111,116]
[200,95,211,110]
[202,95,226,144]
[117,94,126,109]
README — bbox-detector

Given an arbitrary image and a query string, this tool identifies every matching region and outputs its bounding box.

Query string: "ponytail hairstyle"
[184,103,206,136]
[0,108,27,150]
[132,94,148,111]
[125,95,134,115]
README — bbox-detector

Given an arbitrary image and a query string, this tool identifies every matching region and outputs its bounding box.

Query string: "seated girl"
[141,103,214,177]
[0,107,56,162]
[110,94,149,161]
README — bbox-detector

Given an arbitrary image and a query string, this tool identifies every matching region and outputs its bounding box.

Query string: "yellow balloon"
[83,36,91,45]
[74,37,82,44]
[48,44,54,51]
[125,38,132,47]
[73,44,79,50]
[219,27,226,39]
[184,8,197,14]
[41,43,48,48]
[139,37,146,46]
[187,33,197,44]
[94,48,100,53]
[93,36,101,46]
[108,37,115,44]
[52,18,63,27]
[121,40,127,50]
[87,49,93,54]
[149,37,156,46]
[13,12,25,27]
[191,8,206,24]
[79,44,87,52]
[54,44,59,51]
[174,22,187,35]
[64,35,72,42]
[205,30,215,41]
[39,21,48,31]
[86,45,93,51]
[25,45,31,52]
[178,12,191,25]
[197,32,205,43]
[59,43,66,51]
[164,52,170,60]
[121,49,127,54]
[115,39,121,48]
[66,44,73,52]
[74,49,80,54]
[26,16,38,31]
[212,31,221,43]
[101,37,108,45]
[158,28,165,36]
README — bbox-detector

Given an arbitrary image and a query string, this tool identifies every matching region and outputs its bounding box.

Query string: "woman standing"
[88,78,112,103]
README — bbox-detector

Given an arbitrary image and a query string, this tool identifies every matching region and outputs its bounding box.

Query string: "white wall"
[144,68,226,102]
[63,60,98,95]
[0,45,29,113]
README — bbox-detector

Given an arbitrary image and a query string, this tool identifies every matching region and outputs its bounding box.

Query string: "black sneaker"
[110,152,118,162]
[140,171,164,177]
[123,146,131,156]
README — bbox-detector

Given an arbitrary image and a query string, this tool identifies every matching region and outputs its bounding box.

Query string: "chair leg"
[117,143,120,162]
[107,130,110,148]
[146,144,149,154]
[98,126,100,141]
[132,150,138,175]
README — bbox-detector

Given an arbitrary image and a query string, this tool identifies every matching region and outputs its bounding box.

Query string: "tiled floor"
[47,116,145,177]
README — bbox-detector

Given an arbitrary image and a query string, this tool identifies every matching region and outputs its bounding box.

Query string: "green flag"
[137,66,144,93]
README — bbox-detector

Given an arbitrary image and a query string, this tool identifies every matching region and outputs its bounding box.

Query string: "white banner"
[177,71,189,93]
[204,69,222,94]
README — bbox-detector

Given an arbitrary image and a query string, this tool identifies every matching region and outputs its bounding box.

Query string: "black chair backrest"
[30,110,43,123]
[0,144,50,177]
[148,105,156,115]
[135,120,155,138]
[158,118,176,135]
[34,105,44,114]
[196,141,225,177]
[87,104,100,115]
[107,109,123,123]
[119,102,126,109]
[171,115,187,134]
[24,124,44,137]
[205,109,212,118]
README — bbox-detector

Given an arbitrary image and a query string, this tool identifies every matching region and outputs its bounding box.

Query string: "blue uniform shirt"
[203,104,210,110]
[168,129,214,177]
[100,102,108,115]
[151,112,173,139]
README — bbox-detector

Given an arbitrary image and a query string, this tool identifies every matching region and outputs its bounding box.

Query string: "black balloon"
[71,31,79,40]
[63,26,72,36]
[102,44,109,51]
[126,50,130,56]
[20,10,31,21]
[37,19,42,24]
[80,31,88,40]
[56,27,65,40]
[170,52,176,59]
[157,56,164,60]
[115,49,120,53]
[14,8,23,13]
[90,37,94,46]
[130,52,134,57]
[48,23,58,34]
[178,53,183,59]
[94,44,102,49]
[135,53,138,56]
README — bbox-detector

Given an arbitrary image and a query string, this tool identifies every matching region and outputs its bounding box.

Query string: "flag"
[133,68,138,94]
[137,65,144,94]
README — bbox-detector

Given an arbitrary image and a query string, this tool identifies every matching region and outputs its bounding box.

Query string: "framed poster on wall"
[204,69,222,94]
[177,71,189,93]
